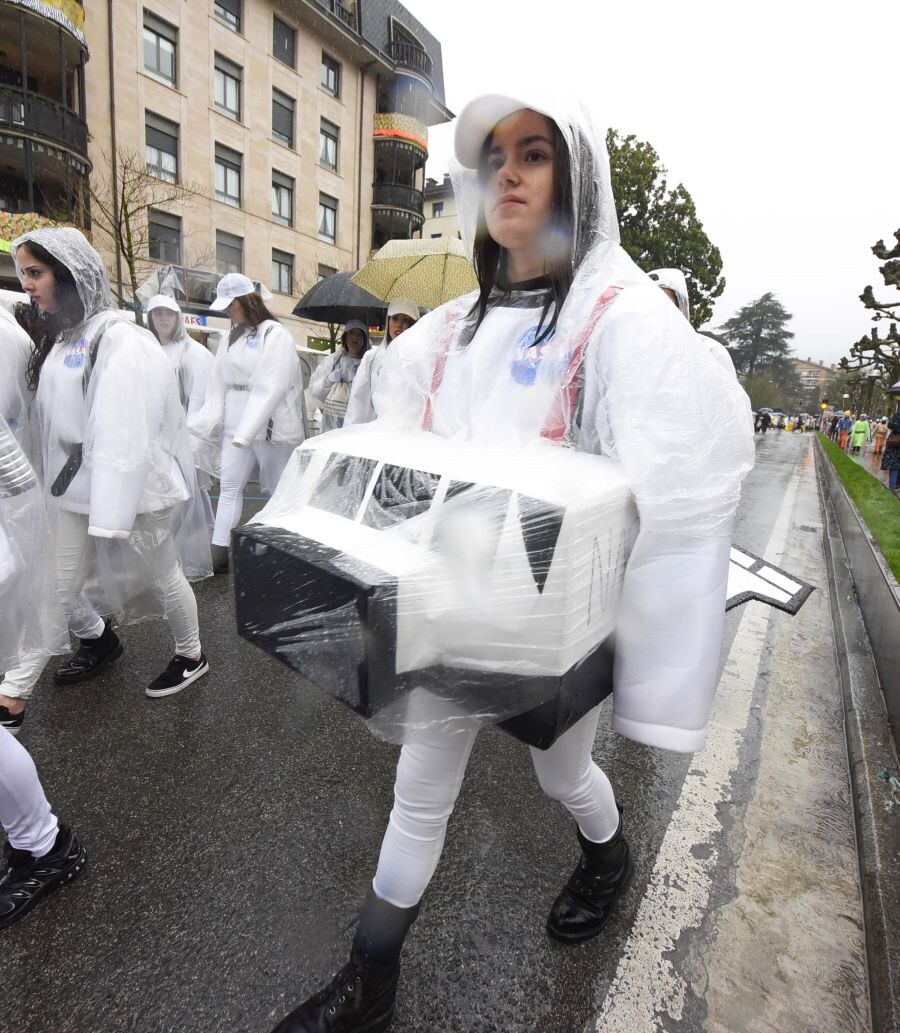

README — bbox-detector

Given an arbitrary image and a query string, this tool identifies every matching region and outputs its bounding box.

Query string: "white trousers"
[372,705,619,909]
[211,436,294,547]
[1,509,201,700]
[0,727,58,855]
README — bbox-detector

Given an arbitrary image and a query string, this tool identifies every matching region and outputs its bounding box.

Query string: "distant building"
[422,173,459,240]
[0,1,90,287]
[0,0,452,337]
[790,356,836,395]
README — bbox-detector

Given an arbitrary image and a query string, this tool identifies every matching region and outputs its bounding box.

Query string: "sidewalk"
[842,440,891,488]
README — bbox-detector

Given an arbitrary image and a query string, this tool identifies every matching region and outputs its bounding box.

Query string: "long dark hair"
[227,291,280,346]
[21,240,85,390]
[468,118,574,347]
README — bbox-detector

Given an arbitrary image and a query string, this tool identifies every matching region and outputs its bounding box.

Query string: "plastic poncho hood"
[13,227,113,320]
[648,268,691,320]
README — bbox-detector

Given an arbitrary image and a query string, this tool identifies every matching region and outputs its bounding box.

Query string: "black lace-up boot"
[271,892,419,1033]
[54,618,123,684]
[546,809,633,943]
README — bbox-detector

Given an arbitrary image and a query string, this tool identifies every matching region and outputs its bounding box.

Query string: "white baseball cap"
[146,293,181,314]
[209,272,273,311]
[454,93,539,169]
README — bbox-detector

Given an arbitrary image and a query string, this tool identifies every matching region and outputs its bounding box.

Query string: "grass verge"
[818,432,900,581]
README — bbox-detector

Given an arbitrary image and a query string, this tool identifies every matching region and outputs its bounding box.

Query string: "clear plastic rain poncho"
[648,267,691,319]
[12,228,212,624]
[0,305,33,446]
[188,313,306,483]
[0,413,67,670]
[146,295,214,419]
[236,93,754,752]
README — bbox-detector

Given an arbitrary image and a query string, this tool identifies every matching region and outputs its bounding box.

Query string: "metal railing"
[314,0,357,31]
[0,87,88,155]
[372,182,424,214]
[389,40,433,82]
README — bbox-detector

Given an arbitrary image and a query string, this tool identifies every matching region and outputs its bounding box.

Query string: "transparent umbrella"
[351,237,477,311]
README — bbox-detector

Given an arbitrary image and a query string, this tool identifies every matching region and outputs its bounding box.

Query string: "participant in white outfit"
[345,299,419,426]
[146,294,216,533]
[647,267,690,319]
[309,319,370,432]
[0,412,86,927]
[9,228,210,700]
[648,267,736,374]
[0,305,33,447]
[269,92,753,1033]
[188,274,305,571]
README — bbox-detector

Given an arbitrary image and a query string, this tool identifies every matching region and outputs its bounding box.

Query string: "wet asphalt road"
[3,431,847,1033]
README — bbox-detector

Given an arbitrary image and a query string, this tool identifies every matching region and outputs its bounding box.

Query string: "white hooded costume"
[345,300,419,426]
[11,227,211,632]
[309,319,371,433]
[0,306,33,448]
[188,274,305,548]
[147,294,216,533]
[373,95,754,753]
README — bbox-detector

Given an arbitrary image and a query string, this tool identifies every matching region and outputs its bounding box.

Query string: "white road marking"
[589,460,803,1032]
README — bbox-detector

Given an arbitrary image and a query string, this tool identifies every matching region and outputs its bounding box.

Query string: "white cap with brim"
[454,93,542,169]
[146,294,181,314]
[208,272,274,311]
[386,298,420,323]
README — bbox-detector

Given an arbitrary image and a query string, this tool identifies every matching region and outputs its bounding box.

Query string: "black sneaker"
[54,618,123,684]
[0,823,87,929]
[0,706,24,736]
[146,654,209,698]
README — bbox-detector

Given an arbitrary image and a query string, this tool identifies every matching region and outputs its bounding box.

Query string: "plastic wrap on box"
[234,426,637,747]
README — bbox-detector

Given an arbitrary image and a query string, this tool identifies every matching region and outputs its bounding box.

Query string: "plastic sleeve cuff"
[88,526,130,539]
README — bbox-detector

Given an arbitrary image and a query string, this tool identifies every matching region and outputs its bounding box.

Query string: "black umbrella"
[292,271,386,325]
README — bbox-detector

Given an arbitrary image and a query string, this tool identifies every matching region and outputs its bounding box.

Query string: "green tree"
[606,129,724,326]
[718,293,795,378]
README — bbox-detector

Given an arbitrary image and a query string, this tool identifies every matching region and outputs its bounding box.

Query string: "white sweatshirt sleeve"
[232,323,295,445]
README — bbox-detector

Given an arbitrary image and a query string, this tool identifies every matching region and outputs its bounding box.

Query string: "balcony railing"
[372,182,424,215]
[0,87,88,156]
[315,0,357,31]
[389,41,433,83]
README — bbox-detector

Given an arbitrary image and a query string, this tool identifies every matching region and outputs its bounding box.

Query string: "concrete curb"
[816,441,900,1033]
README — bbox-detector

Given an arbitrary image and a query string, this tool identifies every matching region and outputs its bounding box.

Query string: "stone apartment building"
[422,171,458,240]
[790,356,835,398]
[0,0,451,338]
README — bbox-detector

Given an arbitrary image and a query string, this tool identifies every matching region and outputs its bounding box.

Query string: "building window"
[148,210,182,263]
[320,119,339,172]
[272,89,294,148]
[318,193,337,243]
[273,17,296,68]
[143,12,177,85]
[431,201,444,218]
[321,53,340,97]
[214,54,241,120]
[214,0,240,32]
[216,230,243,274]
[215,143,242,207]
[145,112,178,182]
[430,233,441,238]
[317,263,336,280]
[271,170,294,227]
[272,249,294,294]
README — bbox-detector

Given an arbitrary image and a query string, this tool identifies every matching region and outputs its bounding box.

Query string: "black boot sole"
[53,642,124,685]
[546,859,634,944]
[272,1002,394,1033]
[0,842,87,930]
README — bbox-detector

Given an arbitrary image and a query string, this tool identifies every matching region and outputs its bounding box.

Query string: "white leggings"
[211,437,294,547]
[373,705,619,909]
[1,509,201,700]
[0,727,58,855]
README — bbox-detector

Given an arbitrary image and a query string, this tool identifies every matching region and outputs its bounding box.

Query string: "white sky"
[403,0,900,365]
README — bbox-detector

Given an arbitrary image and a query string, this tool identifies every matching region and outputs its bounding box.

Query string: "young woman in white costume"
[189,274,305,573]
[146,294,216,534]
[268,93,753,1033]
[9,229,210,701]
[0,411,86,925]
[309,319,371,432]
[344,299,419,426]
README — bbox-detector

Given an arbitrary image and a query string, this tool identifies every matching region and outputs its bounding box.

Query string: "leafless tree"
[88,147,207,325]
